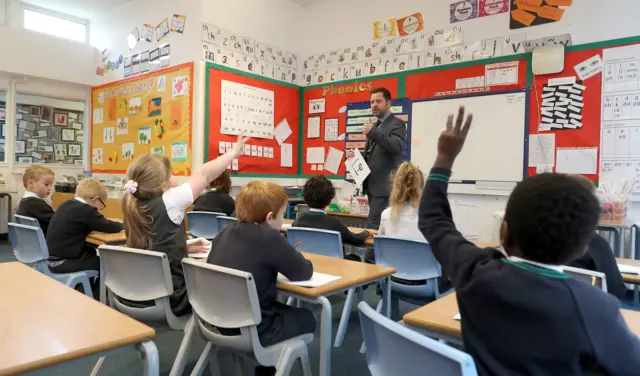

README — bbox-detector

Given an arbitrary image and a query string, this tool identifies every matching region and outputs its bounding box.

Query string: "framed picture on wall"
[68,143,81,157]
[27,138,38,149]
[18,157,33,163]
[41,106,53,123]
[73,159,83,165]
[54,143,67,161]
[49,127,60,141]
[29,106,41,118]
[62,129,75,141]
[15,141,25,154]
[54,112,68,127]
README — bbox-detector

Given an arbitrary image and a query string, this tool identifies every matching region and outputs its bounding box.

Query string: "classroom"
[3,0,640,375]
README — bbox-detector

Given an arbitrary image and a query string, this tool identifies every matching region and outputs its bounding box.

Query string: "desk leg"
[138,340,160,376]
[633,225,640,260]
[635,285,639,307]
[385,276,391,318]
[317,296,332,376]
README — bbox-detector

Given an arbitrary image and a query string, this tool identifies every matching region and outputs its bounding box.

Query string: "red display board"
[405,57,529,99]
[301,77,399,176]
[528,49,603,181]
[205,65,300,175]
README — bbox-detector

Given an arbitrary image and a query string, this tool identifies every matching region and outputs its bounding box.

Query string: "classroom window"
[0,91,6,163]
[22,5,88,43]
[15,94,85,165]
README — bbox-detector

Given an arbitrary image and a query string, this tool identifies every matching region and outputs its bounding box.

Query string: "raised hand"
[232,133,250,158]
[435,106,472,169]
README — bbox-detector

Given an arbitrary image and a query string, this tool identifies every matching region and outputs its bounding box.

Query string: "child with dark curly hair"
[294,175,375,256]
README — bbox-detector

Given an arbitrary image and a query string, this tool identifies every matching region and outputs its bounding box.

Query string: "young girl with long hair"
[121,136,246,316]
[378,161,425,241]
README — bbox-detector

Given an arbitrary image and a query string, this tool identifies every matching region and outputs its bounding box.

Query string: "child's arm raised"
[187,135,248,199]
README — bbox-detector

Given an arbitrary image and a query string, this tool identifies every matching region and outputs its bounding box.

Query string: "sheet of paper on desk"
[346,148,370,186]
[281,223,291,228]
[277,272,342,287]
[618,264,640,274]
[555,147,597,174]
[453,313,461,321]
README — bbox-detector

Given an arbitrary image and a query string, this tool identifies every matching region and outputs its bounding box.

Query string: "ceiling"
[21,0,133,20]
[288,0,326,7]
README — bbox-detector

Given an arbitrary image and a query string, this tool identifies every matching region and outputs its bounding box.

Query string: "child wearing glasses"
[46,178,123,295]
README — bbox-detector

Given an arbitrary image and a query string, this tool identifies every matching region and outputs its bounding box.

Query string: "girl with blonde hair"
[121,136,246,317]
[378,161,425,241]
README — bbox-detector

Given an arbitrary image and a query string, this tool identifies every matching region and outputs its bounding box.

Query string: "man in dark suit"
[349,87,406,228]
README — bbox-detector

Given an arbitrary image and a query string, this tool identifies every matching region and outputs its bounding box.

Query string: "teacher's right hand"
[346,149,355,159]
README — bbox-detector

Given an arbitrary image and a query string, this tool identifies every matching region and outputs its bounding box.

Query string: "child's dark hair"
[209,169,232,193]
[303,175,335,209]
[503,173,600,265]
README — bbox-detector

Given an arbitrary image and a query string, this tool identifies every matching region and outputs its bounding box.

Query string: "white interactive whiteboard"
[411,90,528,195]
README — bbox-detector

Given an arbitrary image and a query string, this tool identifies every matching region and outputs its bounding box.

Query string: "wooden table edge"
[0,325,155,376]
[401,313,462,338]
[277,267,396,297]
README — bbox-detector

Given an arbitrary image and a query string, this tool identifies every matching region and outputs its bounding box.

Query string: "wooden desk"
[279,253,395,376]
[0,262,158,376]
[403,292,640,341]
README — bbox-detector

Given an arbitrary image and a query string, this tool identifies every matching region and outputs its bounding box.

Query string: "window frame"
[21,3,90,44]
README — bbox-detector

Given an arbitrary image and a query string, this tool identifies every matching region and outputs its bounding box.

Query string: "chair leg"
[299,348,312,376]
[274,346,295,376]
[286,297,295,306]
[232,354,244,376]
[356,287,365,303]
[169,316,197,376]
[334,287,355,347]
[361,297,384,354]
[138,340,160,376]
[189,342,215,376]
[90,356,106,376]
[81,277,94,299]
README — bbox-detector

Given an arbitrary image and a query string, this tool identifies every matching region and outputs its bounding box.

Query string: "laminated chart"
[599,44,640,191]
[220,80,275,139]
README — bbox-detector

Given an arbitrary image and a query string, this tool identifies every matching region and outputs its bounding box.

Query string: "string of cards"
[201,22,298,85]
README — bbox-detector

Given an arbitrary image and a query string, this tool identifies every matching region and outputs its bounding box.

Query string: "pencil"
[294,241,302,249]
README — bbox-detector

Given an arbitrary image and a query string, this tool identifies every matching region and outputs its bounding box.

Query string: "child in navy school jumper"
[207,181,315,376]
[193,169,235,216]
[293,175,374,260]
[46,178,123,275]
[567,175,627,300]
[120,137,246,317]
[17,165,55,235]
[419,106,640,376]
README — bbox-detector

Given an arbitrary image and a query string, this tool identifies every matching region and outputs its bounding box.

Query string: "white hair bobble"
[124,180,138,194]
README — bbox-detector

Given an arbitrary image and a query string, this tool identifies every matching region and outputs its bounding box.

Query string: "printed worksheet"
[599,44,640,191]
[221,80,275,139]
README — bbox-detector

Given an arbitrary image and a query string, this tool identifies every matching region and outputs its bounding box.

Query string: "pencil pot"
[612,200,628,221]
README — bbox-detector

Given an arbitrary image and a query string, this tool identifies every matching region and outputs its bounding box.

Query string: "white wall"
[298,0,640,241]
[300,0,640,56]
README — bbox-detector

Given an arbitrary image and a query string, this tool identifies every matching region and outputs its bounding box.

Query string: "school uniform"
[17,191,55,235]
[193,189,235,216]
[378,204,424,242]
[569,233,627,300]
[46,198,123,274]
[293,209,370,246]
[207,221,315,347]
[418,168,640,376]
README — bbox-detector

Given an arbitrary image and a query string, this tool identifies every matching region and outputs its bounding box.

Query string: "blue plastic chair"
[286,227,361,347]
[187,211,225,239]
[8,223,98,298]
[216,216,237,233]
[373,236,447,319]
[14,214,40,227]
[358,302,477,376]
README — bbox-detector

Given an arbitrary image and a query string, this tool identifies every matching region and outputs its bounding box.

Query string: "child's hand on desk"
[435,106,473,169]
[367,229,378,238]
[186,238,211,254]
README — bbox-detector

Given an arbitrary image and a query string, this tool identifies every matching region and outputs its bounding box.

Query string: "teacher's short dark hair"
[371,87,392,101]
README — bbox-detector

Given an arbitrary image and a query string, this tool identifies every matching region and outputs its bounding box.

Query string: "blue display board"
[344,98,412,182]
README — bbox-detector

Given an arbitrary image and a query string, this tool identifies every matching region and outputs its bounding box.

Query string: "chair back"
[8,223,49,266]
[182,258,263,353]
[14,214,40,228]
[358,302,477,376]
[563,266,608,293]
[98,245,184,326]
[187,211,224,239]
[286,227,343,258]
[217,216,237,233]
[296,204,310,219]
[374,236,441,281]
